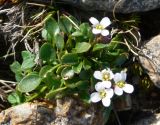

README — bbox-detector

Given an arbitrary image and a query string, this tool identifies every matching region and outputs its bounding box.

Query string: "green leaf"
[108,51,120,56]
[7,92,21,105]
[92,43,108,52]
[59,16,72,34]
[76,81,89,90]
[61,67,74,79]
[56,65,66,74]
[72,62,83,73]
[74,42,91,53]
[39,43,56,62]
[103,106,112,124]
[39,65,52,77]
[114,54,127,66]
[72,31,83,37]
[55,34,64,50]
[18,73,41,93]
[66,80,87,89]
[79,70,91,80]
[83,59,91,70]
[21,51,35,70]
[45,17,60,36]
[42,73,61,90]
[41,29,52,42]
[79,91,90,103]
[68,15,79,26]
[15,73,23,82]
[79,23,90,35]
[10,61,21,73]
[21,51,34,60]
[61,53,79,65]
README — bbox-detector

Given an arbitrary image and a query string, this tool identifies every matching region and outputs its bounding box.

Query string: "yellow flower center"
[99,90,107,99]
[117,81,125,88]
[103,73,110,81]
[96,24,104,30]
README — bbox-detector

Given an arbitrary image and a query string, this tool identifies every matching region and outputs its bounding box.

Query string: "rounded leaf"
[45,17,60,36]
[61,67,74,80]
[18,74,41,93]
[61,53,79,65]
[55,34,64,50]
[7,92,21,105]
[74,42,91,53]
[40,43,56,62]
[59,16,72,34]
[92,43,107,52]
[39,65,52,77]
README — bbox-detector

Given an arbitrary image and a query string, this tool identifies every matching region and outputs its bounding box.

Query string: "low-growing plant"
[8,10,140,123]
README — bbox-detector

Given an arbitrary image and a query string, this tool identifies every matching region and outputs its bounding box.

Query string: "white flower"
[113,70,134,96]
[93,69,114,88]
[89,17,111,36]
[90,83,114,107]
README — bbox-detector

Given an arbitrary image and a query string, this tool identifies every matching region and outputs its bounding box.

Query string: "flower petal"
[101,29,109,36]
[90,92,101,103]
[92,28,101,34]
[123,84,134,94]
[102,97,111,107]
[95,82,104,91]
[89,17,99,25]
[105,88,114,98]
[95,81,111,91]
[101,81,112,88]
[121,71,127,81]
[107,68,114,80]
[101,69,107,74]
[114,73,122,83]
[93,71,102,80]
[100,17,111,28]
[114,86,123,96]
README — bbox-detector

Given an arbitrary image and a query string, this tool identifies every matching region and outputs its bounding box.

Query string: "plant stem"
[45,86,67,99]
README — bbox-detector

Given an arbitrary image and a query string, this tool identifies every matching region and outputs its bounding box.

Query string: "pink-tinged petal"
[93,71,102,80]
[92,28,101,34]
[121,71,127,81]
[123,84,134,94]
[101,81,112,88]
[105,88,114,98]
[114,73,122,83]
[101,29,109,36]
[114,86,123,96]
[89,17,99,25]
[102,97,111,107]
[90,92,101,103]
[100,17,111,28]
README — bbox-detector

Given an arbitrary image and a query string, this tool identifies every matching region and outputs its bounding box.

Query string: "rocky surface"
[60,0,160,13]
[0,97,107,125]
[139,34,160,88]
[132,113,160,125]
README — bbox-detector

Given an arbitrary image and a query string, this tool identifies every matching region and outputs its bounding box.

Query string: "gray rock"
[60,0,160,13]
[0,97,108,125]
[139,34,160,88]
[132,113,160,125]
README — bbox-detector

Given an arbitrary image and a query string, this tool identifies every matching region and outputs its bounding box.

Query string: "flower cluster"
[90,68,134,107]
